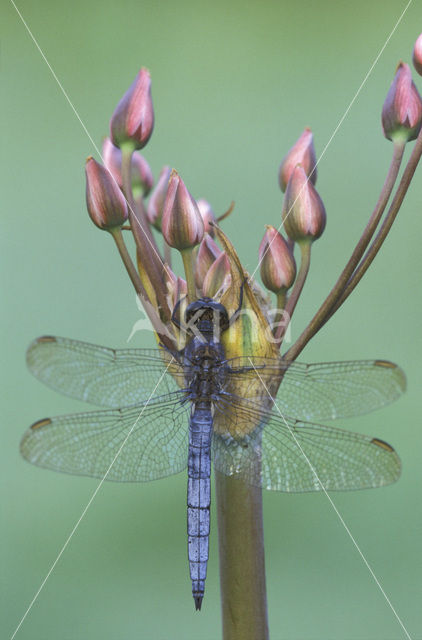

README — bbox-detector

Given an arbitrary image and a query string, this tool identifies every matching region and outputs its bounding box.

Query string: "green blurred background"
[1,0,421,638]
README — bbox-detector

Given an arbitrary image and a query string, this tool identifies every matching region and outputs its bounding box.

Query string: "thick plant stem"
[215,471,269,640]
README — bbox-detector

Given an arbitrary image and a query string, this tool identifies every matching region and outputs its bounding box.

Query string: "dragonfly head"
[185,297,229,335]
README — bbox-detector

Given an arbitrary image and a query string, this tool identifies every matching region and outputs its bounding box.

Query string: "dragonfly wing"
[26,336,183,407]
[226,357,406,421]
[212,397,401,492]
[21,392,189,482]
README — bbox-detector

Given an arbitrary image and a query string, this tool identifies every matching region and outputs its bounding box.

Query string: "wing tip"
[26,336,58,367]
[374,360,407,392]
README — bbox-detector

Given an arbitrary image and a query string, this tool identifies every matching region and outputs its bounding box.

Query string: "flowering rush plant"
[71,34,422,639]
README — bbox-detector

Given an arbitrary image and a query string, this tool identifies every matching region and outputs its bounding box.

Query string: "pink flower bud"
[110,68,154,150]
[278,128,317,193]
[382,62,422,142]
[413,33,422,76]
[147,166,171,230]
[103,137,153,197]
[161,171,204,250]
[282,165,326,243]
[259,226,296,294]
[85,157,128,230]
[196,199,217,235]
[195,234,222,288]
[202,252,231,298]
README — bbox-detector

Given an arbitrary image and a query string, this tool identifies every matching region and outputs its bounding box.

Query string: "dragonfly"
[21,297,405,610]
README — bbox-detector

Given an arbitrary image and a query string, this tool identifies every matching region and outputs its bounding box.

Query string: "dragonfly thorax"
[183,336,228,402]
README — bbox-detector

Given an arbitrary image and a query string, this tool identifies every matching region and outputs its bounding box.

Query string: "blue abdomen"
[187,402,212,611]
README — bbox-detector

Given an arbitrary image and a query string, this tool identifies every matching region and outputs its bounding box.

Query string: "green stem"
[276,241,311,343]
[283,140,406,361]
[276,291,287,312]
[215,472,269,640]
[181,248,197,302]
[110,228,173,350]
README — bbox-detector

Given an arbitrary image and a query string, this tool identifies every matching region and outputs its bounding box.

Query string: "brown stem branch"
[327,132,422,317]
[283,139,406,361]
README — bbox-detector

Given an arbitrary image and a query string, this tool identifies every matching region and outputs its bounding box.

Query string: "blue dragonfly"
[21,298,405,610]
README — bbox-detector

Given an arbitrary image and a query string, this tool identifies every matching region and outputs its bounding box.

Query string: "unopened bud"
[110,68,154,150]
[278,128,317,193]
[413,34,422,76]
[382,62,422,142]
[195,234,222,288]
[85,157,128,230]
[161,171,204,250]
[103,137,153,197]
[147,166,171,230]
[196,199,217,235]
[282,165,326,243]
[259,226,296,294]
[202,252,231,298]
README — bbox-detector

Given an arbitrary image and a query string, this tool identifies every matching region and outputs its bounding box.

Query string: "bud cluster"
[84,35,422,353]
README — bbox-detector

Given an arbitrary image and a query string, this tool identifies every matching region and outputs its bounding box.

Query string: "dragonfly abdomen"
[187,402,212,611]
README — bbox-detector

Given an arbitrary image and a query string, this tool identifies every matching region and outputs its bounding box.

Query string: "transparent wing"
[226,357,406,421]
[20,392,189,482]
[26,336,184,408]
[212,396,401,492]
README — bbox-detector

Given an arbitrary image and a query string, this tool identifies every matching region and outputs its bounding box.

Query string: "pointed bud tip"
[279,128,317,192]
